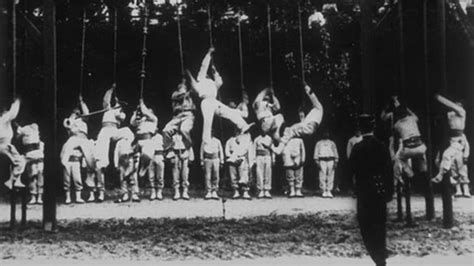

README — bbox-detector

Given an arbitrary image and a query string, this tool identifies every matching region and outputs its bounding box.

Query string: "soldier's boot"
[232,190,240,199]
[462,184,471,198]
[242,190,251,200]
[295,188,304,198]
[173,188,180,201]
[264,190,272,199]
[289,186,296,198]
[87,191,95,202]
[156,189,163,200]
[149,189,157,201]
[37,193,43,205]
[211,190,220,200]
[97,190,105,202]
[326,190,334,198]
[65,191,72,204]
[455,184,463,197]
[257,190,265,199]
[182,188,190,200]
[75,191,85,204]
[13,177,25,188]
[204,191,212,200]
[131,193,141,202]
[28,195,37,205]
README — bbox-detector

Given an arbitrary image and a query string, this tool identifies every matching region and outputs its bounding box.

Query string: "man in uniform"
[253,133,276,199]
[187,48,252,145]
[130,99,159,199]
[171,133,194,200]
[276,82,324,150]
[162,80,195,155]
[349,114,393,266]
[252,87,284,142]
[93,85,126,202]
[225,131,253,199]
[382,97,427,184]
[17,123,44,205]
[432,94,470,197]
[149,130,165,200]
[61,95,95,204]
[113,127,140,203]
[1,98,25,190]
[314,132,339,198]
[200,135,224,200]
[282,134,305,198]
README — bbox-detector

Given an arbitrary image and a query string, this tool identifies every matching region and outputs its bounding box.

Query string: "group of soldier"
[55,47,324,204]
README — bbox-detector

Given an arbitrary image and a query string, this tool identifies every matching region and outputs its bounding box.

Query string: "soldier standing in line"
[200,135,224,200]
[171,133,194,200]
[346,128,363,195]
[17,123,44,205]
[93,85,126,202]
[349,114,394,266]
[114,127,140,203]
[60,95,95,204]
[432,94,470,197]
[253,133,277,199]
[1,99,25,190]
[314,132,339,198]
[225,131,253,200]
[149,130,164,200]
[282,135,306,198]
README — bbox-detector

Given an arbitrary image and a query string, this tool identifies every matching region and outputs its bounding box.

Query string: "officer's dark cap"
[358,114,375,134]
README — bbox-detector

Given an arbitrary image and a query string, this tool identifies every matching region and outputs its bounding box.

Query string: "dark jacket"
[349,134,394,202]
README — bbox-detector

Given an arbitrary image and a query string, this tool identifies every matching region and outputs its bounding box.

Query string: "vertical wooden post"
[9,189,16,229]
[42,0,58,232]
[398,0,406,99]
[396,183,403,221]
[404,175,413,226]
[21,188,27,227]
[423,0,435,221]
[359,0,376,113]
[437,0,453,229]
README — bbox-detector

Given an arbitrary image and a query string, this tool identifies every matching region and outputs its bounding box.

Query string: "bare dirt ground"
[0,195,473,264]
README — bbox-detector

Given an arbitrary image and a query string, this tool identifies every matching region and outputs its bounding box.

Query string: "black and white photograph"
[0,0,473,265]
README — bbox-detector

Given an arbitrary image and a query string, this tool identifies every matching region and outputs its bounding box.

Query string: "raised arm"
[435,94,466,117]
[3,98,20,122]
[406,108,418,121]
[139,99,158,123]
[304,83,322,112]
[211,65,223,90]
[197,48,214,82]
[253,88,269,109]
[78,95,89,115]
[102,86,114,109]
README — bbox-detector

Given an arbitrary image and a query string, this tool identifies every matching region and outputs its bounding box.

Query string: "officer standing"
[349,114,394,266]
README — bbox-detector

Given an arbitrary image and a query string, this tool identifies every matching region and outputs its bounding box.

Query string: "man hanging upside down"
[274,82,324,152]
[1,98,25,189]
[61,95,95,204]
[93,85,126,202]
[162,79,196,156]
[432,94,470,197]
[187,47,252,145]
[252,87,284,142]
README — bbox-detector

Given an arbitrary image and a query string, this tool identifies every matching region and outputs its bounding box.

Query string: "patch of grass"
[0,211,473,260]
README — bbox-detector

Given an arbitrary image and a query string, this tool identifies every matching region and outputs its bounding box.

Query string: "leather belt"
[403,136,423,149]
[204,152,219,160]
[69,155,82,162]
[24,143,40,153]
[256,150,270,156]
[137,133,152,140]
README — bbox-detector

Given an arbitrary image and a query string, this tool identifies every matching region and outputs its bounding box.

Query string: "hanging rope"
[113,7,118,85]
[177,4,185,77]
[79,9,87,95]
[267,3,273,89]
[12,0,17,97]
[139,2,150,100]
[207,2,213,48]
[297,2,305,83]
[237,12,245,92]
